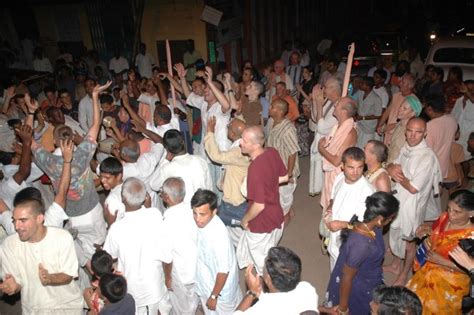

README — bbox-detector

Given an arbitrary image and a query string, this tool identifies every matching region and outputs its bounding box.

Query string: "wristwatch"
[246,290,258,300]
[210,293,219,300]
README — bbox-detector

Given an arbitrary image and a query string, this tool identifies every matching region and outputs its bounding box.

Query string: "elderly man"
[204,117,249,229]
[266,98,300,220]
[272,82,299,122]
[267,59,294,101]
[160,177,198,314]
[234,247,319,314]
[103,177,171,314]
[191,189,241,314]
[318,97,358,211]
[150,129,212,205]
[237,126,288,275]
[376,73,418,145]
[386,117,442,286]
[309,78,340,196]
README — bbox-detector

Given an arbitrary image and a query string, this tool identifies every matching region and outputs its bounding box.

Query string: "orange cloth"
[408,212,473,314]
[445,142,464,183]
[40,124,55,152]
[272,95,299,122]
[138,102,152,123]
[138,138,152,154]
[320,118,357,209]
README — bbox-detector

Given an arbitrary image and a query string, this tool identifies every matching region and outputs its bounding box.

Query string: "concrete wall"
[141,0,207,62]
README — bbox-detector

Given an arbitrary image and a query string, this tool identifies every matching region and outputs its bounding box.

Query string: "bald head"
[406,117,427,147]
[119,139,140,162]
[407,117,426,130]
[228,118,246,139]
[336,97,357,120]
[244,126,265,146]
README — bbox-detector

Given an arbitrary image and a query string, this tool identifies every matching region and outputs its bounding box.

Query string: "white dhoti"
[169,281,198,315]
[356,130,375,149]
[279,180,297,215]
[309,134,324,195]
[389,226,407,259]
[227,226,244,248]
[236,225,284,275]
[195,292,242,315]
[136,292,172,315]
[424,190,441,221]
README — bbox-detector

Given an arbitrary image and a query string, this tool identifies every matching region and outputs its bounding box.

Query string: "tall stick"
[342,43,355,97]
[166,39,176,110]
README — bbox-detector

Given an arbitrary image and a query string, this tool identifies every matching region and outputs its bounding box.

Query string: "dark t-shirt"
[247,147,287,233]
[99,294,135,315]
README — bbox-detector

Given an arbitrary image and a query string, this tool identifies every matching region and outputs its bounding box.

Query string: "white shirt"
[1,227,83,313]
[146,120,180,138]
[109,56,129,75]
[373,86,389,109]
[135,53,154,79]
[103,206,169,307]
[33,57,53,73]
[356,90,383,134]
[328,173,374,262]
[162,202,198,285]
[233,281,319,315]
[149,153,212,204]
[452,96,474,160]
[122,143,164,184]
[104,183,126,221]
[78,94,93,131]
[195,215,241,306]
[186,92,231,157]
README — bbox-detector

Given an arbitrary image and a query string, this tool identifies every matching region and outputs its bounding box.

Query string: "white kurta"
[452,96,474,160]
[104,183,126,220]
[195,215,242,314]
[233,281,319,315]
[186,93,231,160]
[356,90,383,149]
[328,173,374,270]
[309,101,337,195]
[162,202,198,314]
[149,153,212,205]
[103,207,170,309]
[389,140,442,258]
[1,227,83,314]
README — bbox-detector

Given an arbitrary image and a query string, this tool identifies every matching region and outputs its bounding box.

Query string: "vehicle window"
[433,48,474,64]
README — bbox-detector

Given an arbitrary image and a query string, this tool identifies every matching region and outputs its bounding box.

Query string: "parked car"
[425,36,474,80]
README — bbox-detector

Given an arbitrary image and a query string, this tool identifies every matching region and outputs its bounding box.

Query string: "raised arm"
[205,66,231,113]
[23,93,38,129]
[175,63,191,98]
[120,90,146,128]
[311,84,326,123]
[223,73,240,112]
[54,139,73,210]
[13,125,32,185]
[153,75,169,106]
[1,86,16,115]
[88,81,112,141]
[161,72,184,95]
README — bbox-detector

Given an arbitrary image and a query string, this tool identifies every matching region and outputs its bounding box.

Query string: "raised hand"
[60,139,74,163]
[15,125,33,145]
[174,63,186,78]
[312,84,325,106]
[24,93,39,113]
[205,66,213,82]
[207,116,216,133]
[92,81,113,96]
[244,264,262,297]
[131,119,145,133]
[5,86,16,98]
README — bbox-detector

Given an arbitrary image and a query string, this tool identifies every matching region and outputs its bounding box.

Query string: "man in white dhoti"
[309,78,340,196]
[355,76,383,149]
[161,177,198,314]
[385,117,442,285]
[191,189,241,314]
[324,147,374,270]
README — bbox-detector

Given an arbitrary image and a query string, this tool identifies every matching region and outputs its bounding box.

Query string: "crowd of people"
[0,37,473,315]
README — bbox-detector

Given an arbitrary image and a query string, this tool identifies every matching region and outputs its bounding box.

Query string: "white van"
[425,37,474,80]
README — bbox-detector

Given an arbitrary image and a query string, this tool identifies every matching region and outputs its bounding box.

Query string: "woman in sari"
[407,189,474,314]
[319,192,400,315]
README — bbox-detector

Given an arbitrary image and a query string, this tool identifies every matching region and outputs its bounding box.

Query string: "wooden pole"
[166,39,176,110]
[342,43,355,97]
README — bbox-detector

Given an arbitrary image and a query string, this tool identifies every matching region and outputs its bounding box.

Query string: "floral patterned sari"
[407,212,474,314]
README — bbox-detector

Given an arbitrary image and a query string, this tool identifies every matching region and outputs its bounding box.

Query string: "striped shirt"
[266,118,301,178]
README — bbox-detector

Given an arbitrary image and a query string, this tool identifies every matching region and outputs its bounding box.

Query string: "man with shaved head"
[385,117,442,286]
[204,117,250,230]
[266,98,300,221]
[237,126,289,275]
[318,97,358,212]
